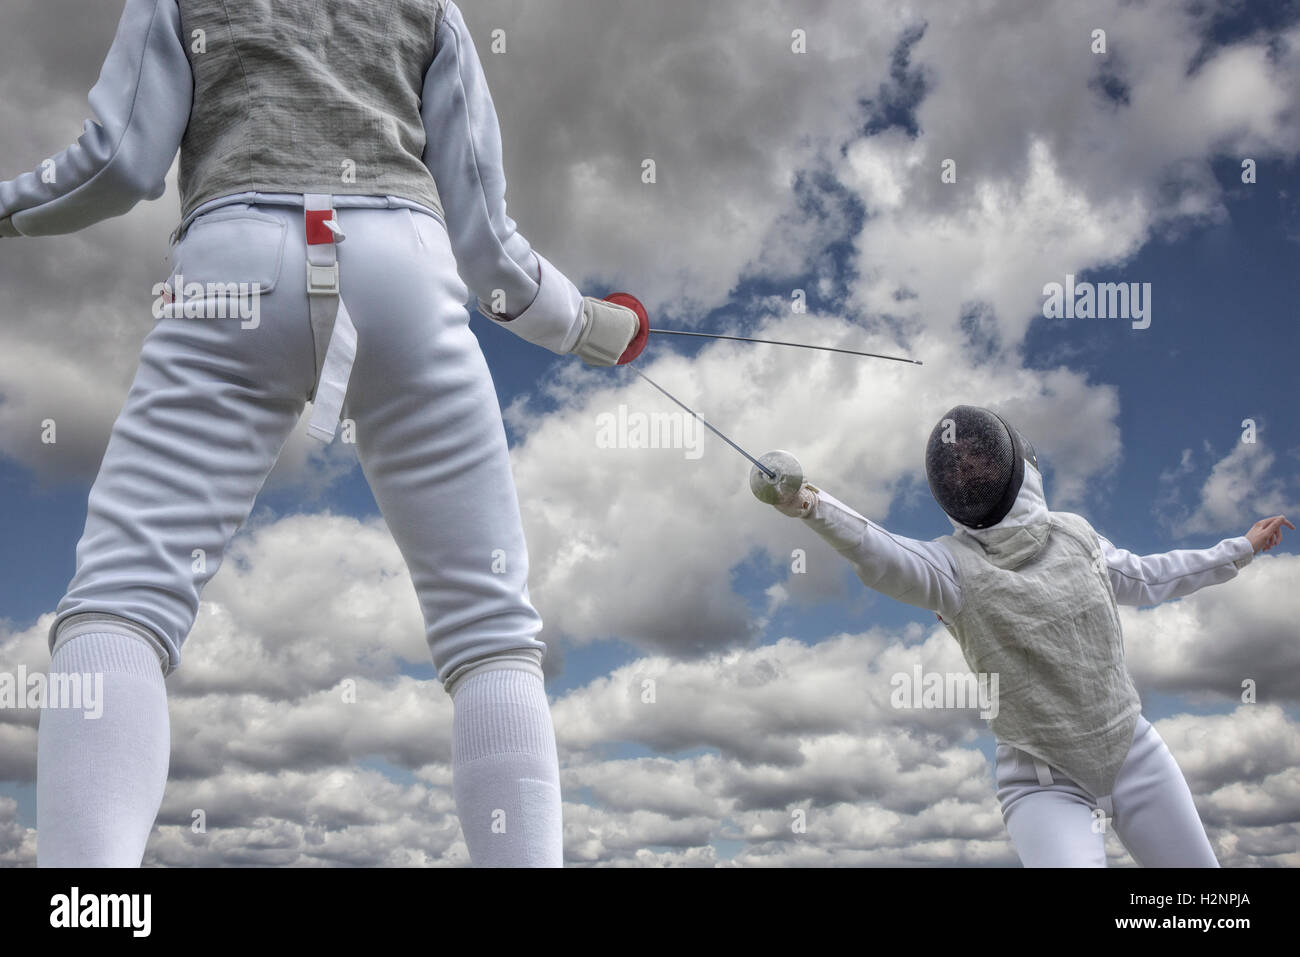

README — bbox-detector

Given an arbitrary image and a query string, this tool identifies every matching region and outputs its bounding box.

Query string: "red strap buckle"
[306,208,335,245]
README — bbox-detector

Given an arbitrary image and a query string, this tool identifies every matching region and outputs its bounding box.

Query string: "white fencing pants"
[48,199,546,686]
[995,714,1219,867]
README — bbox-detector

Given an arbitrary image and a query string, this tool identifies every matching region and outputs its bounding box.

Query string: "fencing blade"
[629,368,776,478]
[647,328,922,365]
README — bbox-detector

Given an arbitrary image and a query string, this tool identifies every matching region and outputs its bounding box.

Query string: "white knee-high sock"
[451,668,563,867]
[37,630,170,867]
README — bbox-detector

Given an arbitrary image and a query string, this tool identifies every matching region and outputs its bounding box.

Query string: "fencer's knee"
[442,649,544,699]
[50,612,171,677]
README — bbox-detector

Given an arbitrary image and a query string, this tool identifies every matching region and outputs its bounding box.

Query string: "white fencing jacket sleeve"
[802,489,1256,619]
[1097,533,1254,606]
[420,1,587,355]
[0,0,190,238]
[803,490,963,620]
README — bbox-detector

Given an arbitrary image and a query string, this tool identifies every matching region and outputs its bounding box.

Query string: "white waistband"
[173,192,442,245]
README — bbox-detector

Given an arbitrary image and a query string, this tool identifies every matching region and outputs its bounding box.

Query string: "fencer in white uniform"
[1,0,643,867]
[751,407,1290,867]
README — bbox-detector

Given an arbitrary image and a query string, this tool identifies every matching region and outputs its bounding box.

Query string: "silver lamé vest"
[939,511,1141,800]
[177,0,446,220]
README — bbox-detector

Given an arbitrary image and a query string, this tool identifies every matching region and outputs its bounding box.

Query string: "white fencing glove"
[775,483,819,518]
[572,296,641,366]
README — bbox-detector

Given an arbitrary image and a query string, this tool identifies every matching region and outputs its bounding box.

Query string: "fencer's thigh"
[51,205,314,673]
[1110,716,1219,867]
[336,206,544,681]
[995,744,1108,867]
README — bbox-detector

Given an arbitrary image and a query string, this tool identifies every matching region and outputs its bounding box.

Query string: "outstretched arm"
[0,0,191,238]
[782,485,962,619]
[419,1,635,362]
[1097,515,1291,606]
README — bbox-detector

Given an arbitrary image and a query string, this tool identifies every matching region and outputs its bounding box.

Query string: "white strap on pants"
[304,194,357,443]
[1032,757,1054,786]
[1033,756,1114,817]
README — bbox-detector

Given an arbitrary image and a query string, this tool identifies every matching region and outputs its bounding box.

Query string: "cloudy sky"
[1,0,1298,866]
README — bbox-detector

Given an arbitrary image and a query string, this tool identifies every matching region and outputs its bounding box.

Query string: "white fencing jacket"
[0,0,586,353]
[804,463,1254,620]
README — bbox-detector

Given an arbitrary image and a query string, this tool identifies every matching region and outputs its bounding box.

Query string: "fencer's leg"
[37,628,169,867]
[341,206,560,866]
[995,746,1108,867]
[50,206,315,670]
[1109,716,1219,867]
[40,206,312,865]
[449,667,562,867]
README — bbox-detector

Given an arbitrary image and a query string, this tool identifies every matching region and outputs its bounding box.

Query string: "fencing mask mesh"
[925,405,1037,529]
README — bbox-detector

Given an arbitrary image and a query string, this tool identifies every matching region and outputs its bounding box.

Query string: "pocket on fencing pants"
[165,208,288,316]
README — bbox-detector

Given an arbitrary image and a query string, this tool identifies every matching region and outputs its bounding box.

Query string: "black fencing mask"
[925,405,1038,529]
